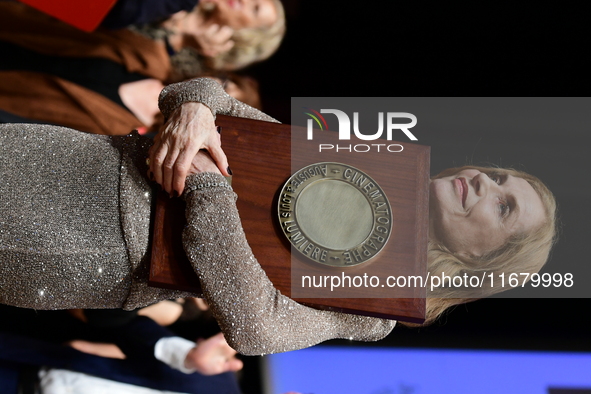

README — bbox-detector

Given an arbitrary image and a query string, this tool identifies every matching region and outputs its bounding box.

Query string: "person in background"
[0,1,282,134]
[0,305,242,393]
[130,0,285,76]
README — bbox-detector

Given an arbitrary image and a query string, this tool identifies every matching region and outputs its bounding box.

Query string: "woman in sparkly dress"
[0,79,556,355]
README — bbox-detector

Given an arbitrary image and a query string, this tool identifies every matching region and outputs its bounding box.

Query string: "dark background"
[244,1,590,355]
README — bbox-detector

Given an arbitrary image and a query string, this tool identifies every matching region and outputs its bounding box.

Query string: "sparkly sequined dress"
[0,79,395,354]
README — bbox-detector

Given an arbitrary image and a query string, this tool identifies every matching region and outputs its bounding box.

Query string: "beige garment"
[0,71,144,135]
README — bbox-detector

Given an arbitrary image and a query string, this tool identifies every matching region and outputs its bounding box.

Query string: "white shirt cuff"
[154,336,196,374]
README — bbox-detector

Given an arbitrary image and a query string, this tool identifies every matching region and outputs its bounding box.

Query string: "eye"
[499,199,510,218]
[487,172,502,184]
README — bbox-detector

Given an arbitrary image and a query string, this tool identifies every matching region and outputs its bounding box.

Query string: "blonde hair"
[203,0,286,70]
[409,166,557,326]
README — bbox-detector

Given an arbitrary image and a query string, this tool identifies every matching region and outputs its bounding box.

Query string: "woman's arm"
[182,172,396,356]
[158,78,279,123]
[150,78,278,196]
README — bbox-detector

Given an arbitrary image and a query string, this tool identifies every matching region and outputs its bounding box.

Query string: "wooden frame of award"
[150,115,430,323]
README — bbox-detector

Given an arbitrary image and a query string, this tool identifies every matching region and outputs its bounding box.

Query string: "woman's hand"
[187,149,222,176]
[148,102,230,196]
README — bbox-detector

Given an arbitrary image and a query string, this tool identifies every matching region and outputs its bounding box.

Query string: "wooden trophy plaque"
[150,115,430,323]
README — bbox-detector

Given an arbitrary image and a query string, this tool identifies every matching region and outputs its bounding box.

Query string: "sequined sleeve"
[158,78,279,123]
[182,172,396,356]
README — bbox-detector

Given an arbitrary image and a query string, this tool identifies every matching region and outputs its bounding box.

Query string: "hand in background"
[66,340,126,360]
[184,332,243,375]
[193,24,235,57]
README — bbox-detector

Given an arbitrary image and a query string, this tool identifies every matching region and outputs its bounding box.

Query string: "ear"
[452,248,485,269]
[455,249,477,261]
[454,241,488,260]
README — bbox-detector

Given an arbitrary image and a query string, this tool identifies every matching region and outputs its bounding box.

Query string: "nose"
[472,172,493,196]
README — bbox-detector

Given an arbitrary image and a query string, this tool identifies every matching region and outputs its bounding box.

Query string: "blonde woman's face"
[202,0,278,30]
[429,169,545,257]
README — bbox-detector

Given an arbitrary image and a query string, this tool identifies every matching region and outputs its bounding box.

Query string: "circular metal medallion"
[278,162,392,267]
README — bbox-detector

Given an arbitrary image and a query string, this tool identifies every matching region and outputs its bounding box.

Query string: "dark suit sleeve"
[84,310,175,360]
[101,0,199,29]
[115,316,177,360]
